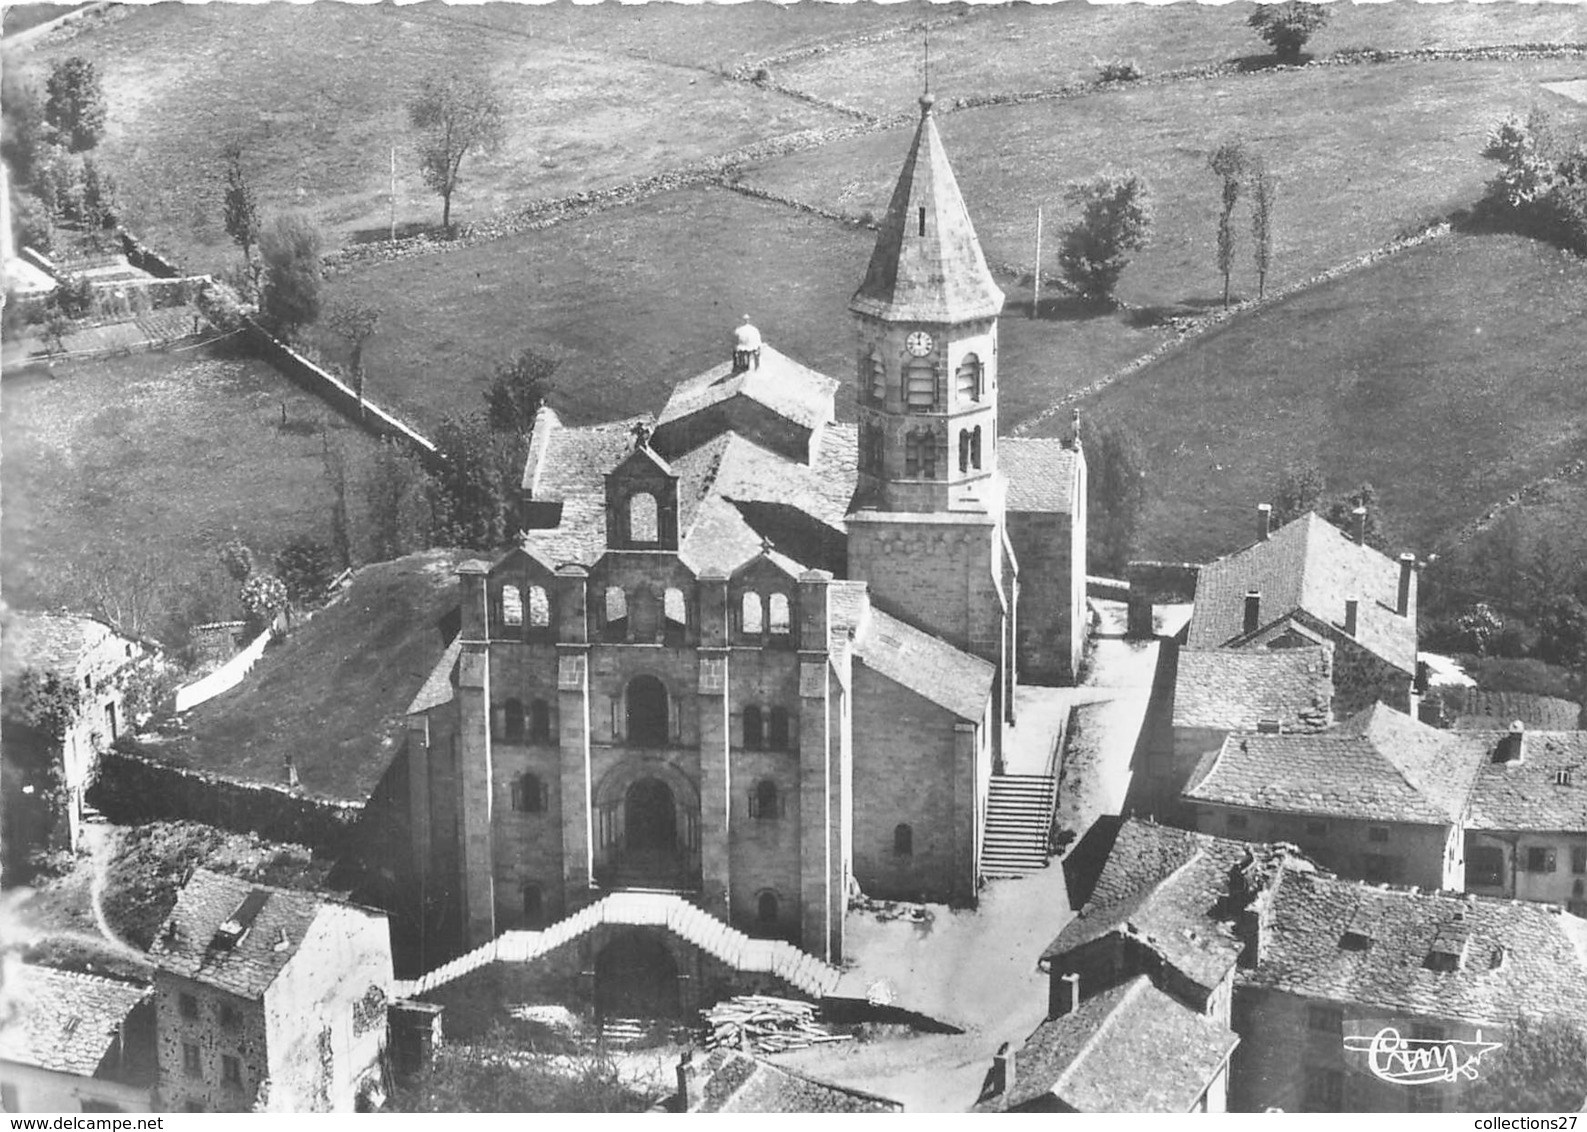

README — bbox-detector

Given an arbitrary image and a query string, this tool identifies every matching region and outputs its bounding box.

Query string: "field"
[1061,232,1587,562]
[0,349,381,621]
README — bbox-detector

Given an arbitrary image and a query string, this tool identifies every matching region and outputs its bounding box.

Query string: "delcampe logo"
[1343,1026,1504,1085]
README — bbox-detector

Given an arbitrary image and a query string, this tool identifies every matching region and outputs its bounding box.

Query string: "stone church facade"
[405,94,1087,965]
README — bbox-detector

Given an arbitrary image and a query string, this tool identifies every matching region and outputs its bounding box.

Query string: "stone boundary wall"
[1435,455,1587,555]
[88,745,361,850]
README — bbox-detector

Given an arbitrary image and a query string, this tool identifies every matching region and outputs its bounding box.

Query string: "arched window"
[757,891,779,926]
[626,675,669,747]
[905,359,935,413]
[894,823,914,856]
[529,699,552,744]
[501,585,523,627]
[741,591,764,635]
[628,492,658,543]
[743,706,764,750]
[750,778,781,820]
[511,772,547,813]
[959,430,971,474]
[528,585,551,629]
[522,883,544,925]
[956,353,982,401]
[768,593,790,636]
[906,430,939,479]
[972,426,983,471]
[664,587,687,627]
[768,706,791,750]
[869,350,885,403]
[503,698,525,742]
[604,586,628,641]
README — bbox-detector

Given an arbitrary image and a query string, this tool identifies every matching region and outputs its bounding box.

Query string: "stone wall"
[1188,804,1457,890]
[1007,510,1077,684]
[154,975,270,1113]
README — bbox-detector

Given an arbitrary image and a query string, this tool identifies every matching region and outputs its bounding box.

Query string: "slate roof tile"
[854,607,994,721]
[0,964,150,1077]
[654,343,839,435]
[1450,690,1583,732]
[2,611,122,682]
[1465,730,1587,833]
[683,1047,902,1113]
[1172,647,1334,732]
[1001,438,1079,515]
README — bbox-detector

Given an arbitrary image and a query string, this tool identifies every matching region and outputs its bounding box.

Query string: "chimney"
[732,317,761,373]
[457,560,490,643]
[992,1042,1015,1101]
[1049,970,1080,1018]
[1397,553,1415,616]
[1343,597,1358,637]
[1243,590,1262,635]
[676,1050,698,1111]
[1495,721,1525,764]
[1352,505,1368,546]
[1257,503,1272,542]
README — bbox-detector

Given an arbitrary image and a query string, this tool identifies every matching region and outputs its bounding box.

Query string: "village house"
[1,609,146,855]
[672,1047,903,1112]
[147,869,394,1113]
[1181,703,1484,890]
[0,961,156,1113]
[1183,508,1420,720]
[400,90,1087,996]
[1031,819,1587,1113]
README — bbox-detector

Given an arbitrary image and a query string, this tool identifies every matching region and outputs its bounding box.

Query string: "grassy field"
[776,2,1587,116]
[312,184,1156,431]
[0,348,381,621]
[12,2,851,271]
[744,58,1587,311]
[1055,232,1587,563]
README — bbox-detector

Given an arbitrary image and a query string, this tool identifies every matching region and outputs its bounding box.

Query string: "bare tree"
[221,143,262,297]
[1208,139,1248,308]
[326,300,382,412]
[1249,154,1276,300]
[407,72,506,232]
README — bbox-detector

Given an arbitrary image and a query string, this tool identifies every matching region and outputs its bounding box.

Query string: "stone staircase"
[981,774,1058,878]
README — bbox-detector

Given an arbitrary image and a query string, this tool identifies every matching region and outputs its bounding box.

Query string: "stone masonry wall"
[1007,510,1075,684]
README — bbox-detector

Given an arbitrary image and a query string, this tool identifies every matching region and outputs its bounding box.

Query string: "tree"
[7,668,83,743]
[1323,481,1388,550]
[239,573,288,633]
[364,440,432,563]
[218,538,256,583]
[1537,594,1587,669]
[1270,461,1326,526]
[1464,1016,1587,1112]
[220,143,262,294]
[1246,2,1331,65]
[2,71,49,189]
[1056,172,1153,305]
[1249,153,1277,299]
[407,72,507,232]
[326,300,382,409]
[484,347,557,434]
[1208,139,1248,308]
[1080,417,1149,575]
[425,413,521,551]
[321,433,353,571]
[44,57,107,153]
[258,213,324,338]
[80,156,116,238]
[274,535,336,607]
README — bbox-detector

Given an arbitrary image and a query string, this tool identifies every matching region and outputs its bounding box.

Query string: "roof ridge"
[1049,976,1148,1103]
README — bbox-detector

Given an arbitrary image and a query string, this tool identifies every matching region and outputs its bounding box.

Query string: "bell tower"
[850,92,1005,514]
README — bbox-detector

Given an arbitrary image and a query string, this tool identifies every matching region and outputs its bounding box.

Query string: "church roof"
[854,606,994,722]
[849,96,1004,325]
[1001,439,1080,515]
[654,343,839,437]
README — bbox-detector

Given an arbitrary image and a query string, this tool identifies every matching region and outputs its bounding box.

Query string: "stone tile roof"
[1187,512,1416,673]
[149,869,328,1000]
[520,406,650,500]
[142,550,467,804]
[1172,646,1334,733]
[682,1047,902,1113]
[406,636,461,716]
[1465,730,1587,833]
[1,610,122,682]
[0,964,150,1077]
[654,343,839,435]
[1243,871,1587,1027]
[1000,439,1079,515]
[854,607,994,722]
[1042,819,1306,991]
[850,98,1004,324]
[991,976,1238,1112]
[1450,690,1582,732]
[1183,703,1488,825]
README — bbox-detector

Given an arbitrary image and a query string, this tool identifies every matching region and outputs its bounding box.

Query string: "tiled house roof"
[680,1047,902,1113]
[987,976,1238,1113]
[849,97,1004,325]
[1243,871,1587,1027]
[149,869,368,1000]
[1172,647,1334,732]
[1465,730,1587,833]
[0,964,150,1077]
[1042,819,1306,991]
[1187,513,1416,673]
[1184,703,1488,825]
[1000,439,1079,515]
[1,610,123,683]
[854,606,994,722]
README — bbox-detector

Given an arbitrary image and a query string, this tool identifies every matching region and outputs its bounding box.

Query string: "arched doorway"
[624,778,677,853]
[627,675,669,746]
[595,930,680,1019]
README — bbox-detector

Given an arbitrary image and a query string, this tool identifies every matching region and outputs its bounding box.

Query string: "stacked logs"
[701,995,852,1054]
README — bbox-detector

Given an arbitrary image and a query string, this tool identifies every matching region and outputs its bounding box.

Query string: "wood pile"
[701,995,851,1054]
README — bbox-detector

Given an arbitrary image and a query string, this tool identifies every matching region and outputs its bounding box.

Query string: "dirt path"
[79,823,150,965]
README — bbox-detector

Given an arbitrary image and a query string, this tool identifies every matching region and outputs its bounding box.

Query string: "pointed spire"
[850,98,1004,325]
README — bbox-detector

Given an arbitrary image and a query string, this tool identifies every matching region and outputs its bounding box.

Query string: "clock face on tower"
[905,331,934,357]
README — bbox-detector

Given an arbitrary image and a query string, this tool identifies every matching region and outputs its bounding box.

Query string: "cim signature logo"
[1342,1027,1504,1085]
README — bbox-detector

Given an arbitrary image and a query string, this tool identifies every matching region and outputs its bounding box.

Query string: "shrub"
[1456,603,1502,657]
[240,573,288,633]
[1094,58,1142,83]
[50,274,94,319]
[1247,2,1331,64]
[274,535,336,607]
[218,538,255,583]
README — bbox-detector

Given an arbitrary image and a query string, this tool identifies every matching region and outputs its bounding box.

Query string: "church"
[404,93,1087,965]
